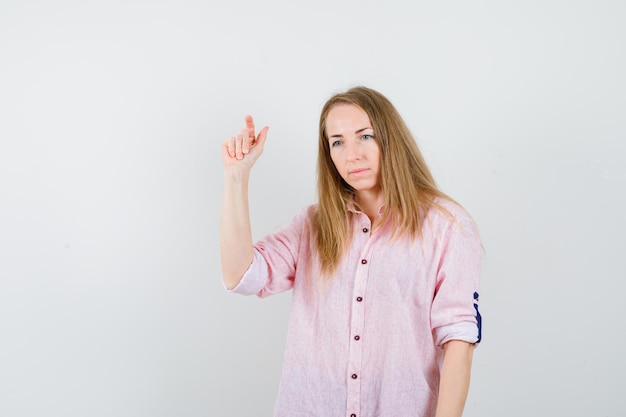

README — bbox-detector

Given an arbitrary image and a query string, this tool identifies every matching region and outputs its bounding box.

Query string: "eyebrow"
[329,127,374,139]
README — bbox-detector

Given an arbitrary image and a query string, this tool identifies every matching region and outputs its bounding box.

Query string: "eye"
[331,140,343,147]
[361,134,374,141]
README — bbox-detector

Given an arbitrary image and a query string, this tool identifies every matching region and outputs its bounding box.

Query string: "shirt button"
[351,374,358,379]
[356,297,363,302]
[362,227,368,233]
[354,335,360,341]
[361,259,367,264]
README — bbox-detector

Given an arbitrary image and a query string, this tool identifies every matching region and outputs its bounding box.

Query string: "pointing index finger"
[245,115,255,141]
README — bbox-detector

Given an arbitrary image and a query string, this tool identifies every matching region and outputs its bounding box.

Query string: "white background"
[1,1,625,416]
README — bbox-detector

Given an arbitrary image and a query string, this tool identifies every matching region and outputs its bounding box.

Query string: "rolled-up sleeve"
[431,210,483,346]
[224,249,270,295]
[223,207,310,298]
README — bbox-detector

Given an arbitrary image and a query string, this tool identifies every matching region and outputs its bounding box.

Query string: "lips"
[349,168,369,177]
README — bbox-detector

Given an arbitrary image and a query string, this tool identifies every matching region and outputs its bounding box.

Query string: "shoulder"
[299,204,318,222]
[285,204,318,231]
[426,197,479,239]
[255,204,318,250]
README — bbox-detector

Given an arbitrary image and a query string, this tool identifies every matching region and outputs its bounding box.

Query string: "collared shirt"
[227,199,482,417]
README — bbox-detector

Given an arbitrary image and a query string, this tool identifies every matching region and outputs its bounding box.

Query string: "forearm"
[220,169,254,289]
[434,340,474,417]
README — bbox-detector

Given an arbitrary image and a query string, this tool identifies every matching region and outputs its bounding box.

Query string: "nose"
[345,140,361,161]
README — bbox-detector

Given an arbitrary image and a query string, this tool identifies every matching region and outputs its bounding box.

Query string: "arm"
[434,340,474,417]
[220,115,269,289]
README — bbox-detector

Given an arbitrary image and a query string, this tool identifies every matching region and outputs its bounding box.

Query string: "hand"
[221,115,269,171]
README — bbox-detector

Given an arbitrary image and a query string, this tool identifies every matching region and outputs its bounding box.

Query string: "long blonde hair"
[313,86,452,276]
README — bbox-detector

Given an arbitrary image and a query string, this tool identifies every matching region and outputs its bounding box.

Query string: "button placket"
[346,228,373,417]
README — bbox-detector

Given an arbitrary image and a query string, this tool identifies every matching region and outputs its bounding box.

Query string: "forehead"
[325,104,372,134]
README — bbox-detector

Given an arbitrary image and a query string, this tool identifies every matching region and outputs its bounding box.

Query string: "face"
[325,104,381,200]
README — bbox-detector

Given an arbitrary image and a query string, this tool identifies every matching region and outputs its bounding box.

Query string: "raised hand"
[221,115,269,172]
[220,115,268,288]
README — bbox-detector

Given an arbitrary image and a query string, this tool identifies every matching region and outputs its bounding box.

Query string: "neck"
[355,188,384,225]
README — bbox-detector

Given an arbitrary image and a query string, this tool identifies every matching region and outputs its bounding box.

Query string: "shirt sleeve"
[223,249,270,295]
[224,207,310,298]
[431,207,483,346]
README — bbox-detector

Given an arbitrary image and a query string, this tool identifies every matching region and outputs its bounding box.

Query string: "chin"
[351,183,378,193]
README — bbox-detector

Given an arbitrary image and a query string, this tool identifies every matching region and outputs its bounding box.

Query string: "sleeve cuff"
[222,250,269,296]
[433,321,480,347]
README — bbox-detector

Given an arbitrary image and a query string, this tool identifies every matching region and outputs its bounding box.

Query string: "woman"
[221,86,482,417]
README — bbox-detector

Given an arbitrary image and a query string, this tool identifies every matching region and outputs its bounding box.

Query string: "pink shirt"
[228,200,482,417]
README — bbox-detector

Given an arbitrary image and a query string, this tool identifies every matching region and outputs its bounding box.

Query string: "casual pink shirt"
[227,199,482,417]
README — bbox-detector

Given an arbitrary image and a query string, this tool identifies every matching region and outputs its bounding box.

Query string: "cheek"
[329,152,342,171]
[369,148,381,168]
[330,155,349,182]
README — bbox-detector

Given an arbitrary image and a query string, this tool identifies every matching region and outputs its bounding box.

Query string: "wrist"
[224,167,251,186]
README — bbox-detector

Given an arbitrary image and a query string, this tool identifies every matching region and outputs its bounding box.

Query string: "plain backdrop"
[1,1,625,416]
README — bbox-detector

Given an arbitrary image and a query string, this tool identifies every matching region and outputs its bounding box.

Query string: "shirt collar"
[347,200,385,216]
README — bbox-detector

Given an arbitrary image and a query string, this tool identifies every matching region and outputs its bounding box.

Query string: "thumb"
[255,126,270,148]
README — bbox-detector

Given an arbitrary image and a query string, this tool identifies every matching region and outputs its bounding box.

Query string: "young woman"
[220,86,482,417]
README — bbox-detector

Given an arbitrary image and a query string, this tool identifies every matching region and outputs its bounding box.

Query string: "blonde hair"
[313,86,452,276]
